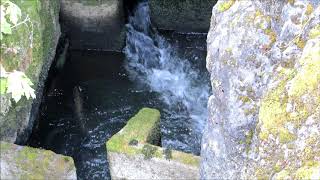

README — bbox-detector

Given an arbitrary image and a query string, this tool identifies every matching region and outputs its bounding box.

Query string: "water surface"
[28,2,210,180]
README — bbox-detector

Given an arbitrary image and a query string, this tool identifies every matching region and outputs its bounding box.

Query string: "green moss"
[2,0,42,80]
[1,0,59,84]
[245,129,254,153]
[278,128,296,143]
[259,38,319,142]
[258,79,290,140]
[63,156,71,162]
[106,108,200,167]
[217,0,235,12]
[288,40,320,98]
[0,78,8,94]
[257,21,320,179]
[1,0,60,141]
[273,164,281,173]
[107,108,160,154]
[0,141,75,179]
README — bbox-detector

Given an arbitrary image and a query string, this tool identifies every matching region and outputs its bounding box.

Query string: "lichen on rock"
[0,141,76,179]
[217,0,235,12]
[202,0,320,179]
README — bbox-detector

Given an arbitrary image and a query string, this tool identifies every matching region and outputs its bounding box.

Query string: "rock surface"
[0,0,60,144]
[202,0,320,179]
[60,0,125,51]
[149,0,217,33]
[0,141,76,179]
[107,108,200,179]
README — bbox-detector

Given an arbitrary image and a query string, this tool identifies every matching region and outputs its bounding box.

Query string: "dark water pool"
[28,50,163,179]
[28,31,209,180]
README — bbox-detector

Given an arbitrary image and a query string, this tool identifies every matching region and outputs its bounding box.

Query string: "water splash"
[125,2,210,154]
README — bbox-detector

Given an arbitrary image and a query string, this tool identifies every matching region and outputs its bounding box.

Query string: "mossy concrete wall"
[149,0,217,33]
[0,141,76,179]
[106,108,200,179]
[0,0,61,144]
[60,0,125,51]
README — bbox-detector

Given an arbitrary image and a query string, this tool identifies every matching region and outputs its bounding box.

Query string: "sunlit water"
[28,1,210,180]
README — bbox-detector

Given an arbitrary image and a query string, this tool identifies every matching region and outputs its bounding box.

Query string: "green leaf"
[1,19,12,34]
[0,5,5,19]
[6,1,21,25]
[0,64,8,78]
[1,5,12,35]
[0,78,8,94]
[6,71,35,103]
[1,0,10,5]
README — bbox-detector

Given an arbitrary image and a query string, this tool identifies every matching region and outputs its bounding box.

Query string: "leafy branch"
[0,0,21,39]
[0,0,36,103]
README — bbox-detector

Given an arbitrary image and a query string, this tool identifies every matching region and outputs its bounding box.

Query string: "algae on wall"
[0,0,60,143]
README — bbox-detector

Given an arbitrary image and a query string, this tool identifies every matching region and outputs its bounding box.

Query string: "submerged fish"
[73,85,86,135]
[56,39,69,70]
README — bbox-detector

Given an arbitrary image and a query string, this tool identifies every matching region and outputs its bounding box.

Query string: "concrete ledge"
[106,108,200,179]
[0,141,76,179]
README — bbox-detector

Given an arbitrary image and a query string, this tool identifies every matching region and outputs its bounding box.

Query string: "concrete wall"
[0,0,60,144]
[60,0,125,51]
[149,0,217,33]
[106,108,200,179]
[0,141,76,179]
[108,151,199,179]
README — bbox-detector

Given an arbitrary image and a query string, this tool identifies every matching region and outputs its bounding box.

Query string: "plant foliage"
[0,1,35,103]
[1,0,21,39]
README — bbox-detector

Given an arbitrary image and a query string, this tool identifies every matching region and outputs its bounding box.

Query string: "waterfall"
[124,1,210,154]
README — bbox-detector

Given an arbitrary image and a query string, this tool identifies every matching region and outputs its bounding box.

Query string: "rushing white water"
[124,1,210,154]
